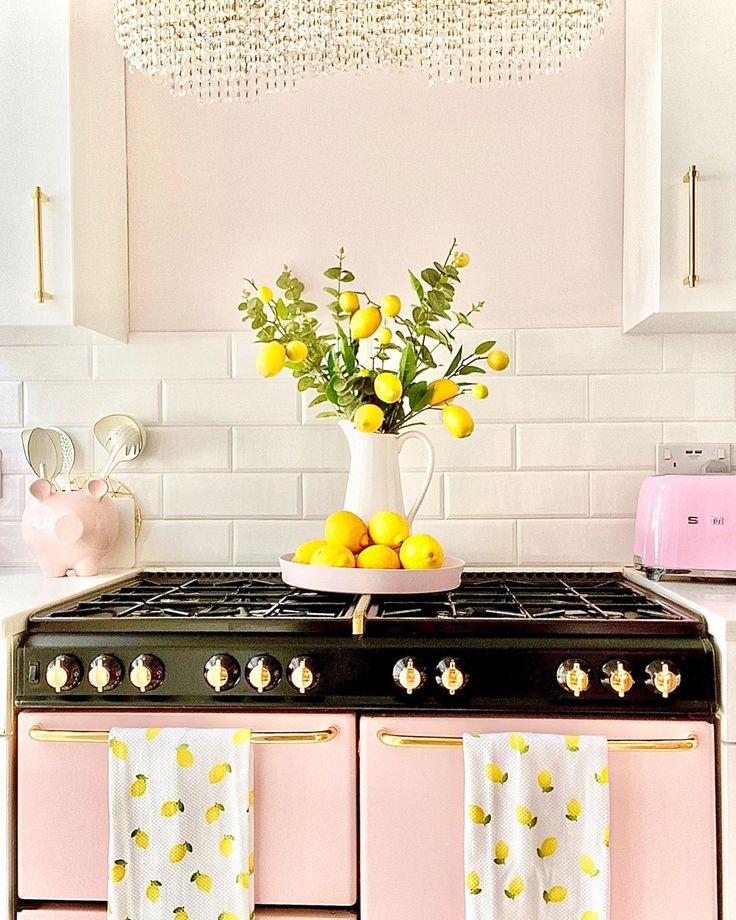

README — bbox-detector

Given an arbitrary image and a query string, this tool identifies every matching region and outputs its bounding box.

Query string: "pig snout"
[54,514,85,544]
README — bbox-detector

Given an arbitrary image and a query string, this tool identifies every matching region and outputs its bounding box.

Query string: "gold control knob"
[602,659,635,698]
[436,657,469,695]
[88,662,110,691]
[130,662,152,691]
[557,659,591,697]
[45,655,82,693]
[645,660,681,699]
[129,654,164,693]
[204,654,239,692]
[287,656,320,694]
[393,657,427,695]
[245,655,281,693]
[87,655,123,693]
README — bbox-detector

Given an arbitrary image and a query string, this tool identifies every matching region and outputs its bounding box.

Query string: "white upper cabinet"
[0,0,128,341]
[624,0,736,333]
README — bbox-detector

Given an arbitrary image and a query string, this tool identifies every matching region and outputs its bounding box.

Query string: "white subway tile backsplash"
[446,472,588,518]
[0,476,23,520]
[473,376,588,422]
[137,520,232,565]
[0,522,32,567]
[0,346,90,380]
[518,519,636,565]
[663,334,736,372]
[96,427,231,472]
[590,471,649,517]
[413,519,517,565]
[517,423,661,470]
[0,384,21,424]
[590,375,735,420]
[398,424,514,470]
[95,334,230,379]
[234,425,348,471]
[0,427,95,477]
[517,327,661,375]
[164,380,298,425]
[302,472,443,519]
[25,382,161,427]
[234,520,320,564]
[164,472,300,518]
[662,421,736,449]
[112,473,163,518]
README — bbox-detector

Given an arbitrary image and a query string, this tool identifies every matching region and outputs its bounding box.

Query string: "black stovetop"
[27,570,704,637]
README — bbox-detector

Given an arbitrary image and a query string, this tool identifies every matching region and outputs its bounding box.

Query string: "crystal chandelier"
[113,1,613,103]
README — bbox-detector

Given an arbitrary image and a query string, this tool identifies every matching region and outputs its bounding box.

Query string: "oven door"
[360,715,718,920]
[17,711,357,906]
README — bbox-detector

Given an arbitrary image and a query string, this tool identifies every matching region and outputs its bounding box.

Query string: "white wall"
[1,329,734,569]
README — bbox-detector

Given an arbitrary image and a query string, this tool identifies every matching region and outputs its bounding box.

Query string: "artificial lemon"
[466,871,481,894]
[177,743,194,767]
[566,798,582,821]
[256,341,286,377]
[429,378,459,406]
[285,340,308,362]
[191,871,212,892]
[543,886,568,904]
[236,871,250,889]
[454,252,470,268]
[579,854,600,877]
[338,291,360,314]
[515,805,537,828]
[109,738,128,760]
[537,837,557,859]
[381,294,401,317]
[442,404,474,438]
[494,840,509,864]
[468,804,491,826]
[484,762,508,784]
[357,544,401,569]
[368,510,410,549]
[505,876,525,900]
[130,774,147,797]
[220,834,235,857]
[399,534,444,570]
[487,349,510,371]
[110,859,127,883]
[146,880,162,903]
[205,803,224,823]
[350,305,382,339]
[170,842,192,863]
[472,384,489,400]
[293,539,328,564]
[324,510,370,553]
[310,544,356,568]
[257,285,273,302]
[174,908,189,920]
[209,762,232,784]
[377,326,392,346]
[537,769,554,792]
[353,403,384,433]
[374,372,403,404]
[161,799,184,817]
[146,728,162,740]
[132,828,149,849]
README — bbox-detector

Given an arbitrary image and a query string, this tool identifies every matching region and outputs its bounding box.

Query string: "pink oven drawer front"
[17,711,357,905]
[17,910,357,920]
[360,716,718,920]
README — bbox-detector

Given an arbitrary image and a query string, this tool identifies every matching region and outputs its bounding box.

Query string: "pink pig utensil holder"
[22,477,119,577]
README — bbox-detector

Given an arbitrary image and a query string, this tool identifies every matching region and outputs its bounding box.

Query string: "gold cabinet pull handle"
[29,724,339,745]
[32,186,52,303]
[683,165,700,287]
[377,729,699,752]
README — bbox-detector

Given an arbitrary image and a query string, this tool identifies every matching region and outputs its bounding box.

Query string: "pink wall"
[125,2,625,332]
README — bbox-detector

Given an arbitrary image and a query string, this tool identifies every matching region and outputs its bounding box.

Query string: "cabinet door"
[0,0,73,326]
[360,715,717,920]
[659,0,736,318]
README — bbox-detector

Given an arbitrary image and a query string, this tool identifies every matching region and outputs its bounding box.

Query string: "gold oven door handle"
[29,725,339,745]
[376,729,699,752]
[32,186,53,303]
[683,164,700,288]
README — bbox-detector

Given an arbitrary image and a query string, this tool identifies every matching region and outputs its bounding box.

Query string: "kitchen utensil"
[26,427,61,483]
[634,473,736,580]
[47,426,75,491]
[279,553,465,595]
[93,414,146,480]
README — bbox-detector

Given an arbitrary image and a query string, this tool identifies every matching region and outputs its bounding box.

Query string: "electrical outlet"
[656,443,732,475]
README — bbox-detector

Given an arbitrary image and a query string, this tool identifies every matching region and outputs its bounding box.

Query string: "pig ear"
[86,478,109,501]
[54,514,84,544]
[29,479,53,502]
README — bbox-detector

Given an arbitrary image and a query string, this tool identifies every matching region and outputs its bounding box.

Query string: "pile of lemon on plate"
[293,510,444,570]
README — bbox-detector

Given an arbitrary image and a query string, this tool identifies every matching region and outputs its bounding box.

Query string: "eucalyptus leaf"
[324,267,341,280]
[309,393,329,407]
[421,267,441,286]
[276,271,291,289]
[316,411,338,418]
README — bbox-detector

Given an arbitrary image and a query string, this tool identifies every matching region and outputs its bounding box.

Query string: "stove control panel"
[204,654,240,692]
[45,655,83,693]
[601,659,635,698]
[556,659,591,697]
[88,654,123,693]
[129,654,165,693]
[246,655,281,693]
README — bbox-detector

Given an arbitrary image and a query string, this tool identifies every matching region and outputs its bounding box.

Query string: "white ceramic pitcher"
[338,420,435,524]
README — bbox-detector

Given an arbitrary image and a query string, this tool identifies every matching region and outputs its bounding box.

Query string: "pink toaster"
[634,474,736,580]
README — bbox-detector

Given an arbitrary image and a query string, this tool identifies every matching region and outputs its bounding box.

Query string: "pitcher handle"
[396,430,435,525]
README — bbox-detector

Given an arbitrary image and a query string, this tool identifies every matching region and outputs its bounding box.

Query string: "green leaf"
[285,281,304,302]
[339,270,355,283]
[421,267,441,286]
[336,324,356,374]
[458,364,485,375]
[398,342,417,387]
[276,271,291,289]
[323,286,339,297]
[407,381,429,412]
[446,347,463,376]
[301,302,318,312]
[474,340,496,355]
[308,393,329,407]
[316,411,338,418]
[296,376,313,392]
[409,271,424,301]
[237,302,248,311]
[324,267,341,280]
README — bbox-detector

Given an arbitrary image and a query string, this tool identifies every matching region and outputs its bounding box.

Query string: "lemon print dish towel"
[108,727,255,920]
[464,732,609,920]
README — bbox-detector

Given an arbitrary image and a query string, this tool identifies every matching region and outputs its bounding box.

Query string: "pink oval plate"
[279,554,465,595]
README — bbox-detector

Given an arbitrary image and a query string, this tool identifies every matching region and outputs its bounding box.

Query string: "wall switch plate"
[656,443,732,475]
